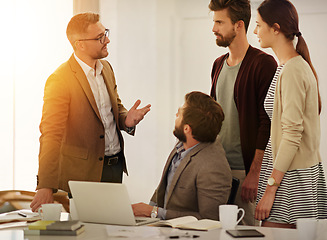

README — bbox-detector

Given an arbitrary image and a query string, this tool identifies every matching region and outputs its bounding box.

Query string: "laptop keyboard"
[136,219,147,223]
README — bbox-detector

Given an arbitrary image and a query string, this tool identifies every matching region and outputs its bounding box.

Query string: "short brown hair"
[209,0,251,32]
[182,91,224,143]
[66,12,100,47]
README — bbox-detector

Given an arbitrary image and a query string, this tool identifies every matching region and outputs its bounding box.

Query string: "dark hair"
[182,91,224,143]
[208,0,251,32]
[258,0,321,113]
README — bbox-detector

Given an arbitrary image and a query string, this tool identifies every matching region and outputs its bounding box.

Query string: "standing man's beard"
[173,124,186,143]
[215,31,236,48]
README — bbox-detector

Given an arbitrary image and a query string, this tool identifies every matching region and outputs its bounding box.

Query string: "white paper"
[0,209,40,223]
[106,225,165,238]
[0,221,28,230]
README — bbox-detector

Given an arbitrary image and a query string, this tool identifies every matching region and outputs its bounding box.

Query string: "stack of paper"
[0,209,40,223]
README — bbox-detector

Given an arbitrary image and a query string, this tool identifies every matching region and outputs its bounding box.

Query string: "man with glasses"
[30,12,151,211]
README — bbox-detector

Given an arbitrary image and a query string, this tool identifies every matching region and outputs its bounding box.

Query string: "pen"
[18,212,27,217]
[169,235,199,239]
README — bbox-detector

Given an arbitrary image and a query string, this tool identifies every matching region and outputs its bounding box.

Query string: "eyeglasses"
[78,29,110,44]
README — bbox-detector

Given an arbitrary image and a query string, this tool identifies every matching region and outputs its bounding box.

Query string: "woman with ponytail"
[253,0,327,228]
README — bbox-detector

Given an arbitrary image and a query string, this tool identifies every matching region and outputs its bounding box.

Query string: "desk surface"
[0,223,299,240]
[2,212,326,240]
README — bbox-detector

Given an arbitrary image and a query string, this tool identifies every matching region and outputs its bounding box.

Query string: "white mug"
[219,204,245,229]
[297,218,317,240]
[69,198,79,220]
[38,203,62,221]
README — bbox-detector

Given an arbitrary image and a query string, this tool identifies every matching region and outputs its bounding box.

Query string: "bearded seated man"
[132,91,232,220]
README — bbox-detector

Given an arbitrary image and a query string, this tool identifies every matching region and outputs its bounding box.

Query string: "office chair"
[227,177,240,204]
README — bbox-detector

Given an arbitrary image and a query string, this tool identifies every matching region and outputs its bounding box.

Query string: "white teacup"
[38,203,62,221]
[297,218,317,240]
[219,204,245,229]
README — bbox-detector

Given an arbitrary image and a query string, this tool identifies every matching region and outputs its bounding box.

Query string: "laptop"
[68,180,159,226]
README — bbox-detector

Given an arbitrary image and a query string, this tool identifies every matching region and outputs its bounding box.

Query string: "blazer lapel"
[164,142,209,205]
[156,147,177,207]
[69,55,101,120]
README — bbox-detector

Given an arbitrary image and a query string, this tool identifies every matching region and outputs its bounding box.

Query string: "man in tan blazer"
[132,92,232,220]
[30,13,151,211]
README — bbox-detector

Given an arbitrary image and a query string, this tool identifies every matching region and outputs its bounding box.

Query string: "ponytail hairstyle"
[258,0,321,113]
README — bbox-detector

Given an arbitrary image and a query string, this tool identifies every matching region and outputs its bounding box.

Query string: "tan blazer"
[37,55,131,193]
[151,139,232,220]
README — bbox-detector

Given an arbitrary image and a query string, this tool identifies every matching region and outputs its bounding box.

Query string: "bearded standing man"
[208,0,277,225]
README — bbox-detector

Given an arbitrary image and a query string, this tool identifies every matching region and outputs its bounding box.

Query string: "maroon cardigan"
[210,46,277,174]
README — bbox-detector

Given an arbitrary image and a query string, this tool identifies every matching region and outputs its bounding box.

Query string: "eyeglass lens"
[100,29,110,44]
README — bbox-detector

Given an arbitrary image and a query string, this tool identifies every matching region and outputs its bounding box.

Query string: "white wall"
[1,0,326,204]
[100,0,174,203]
[99,0,327,203]
[0,0,73,190]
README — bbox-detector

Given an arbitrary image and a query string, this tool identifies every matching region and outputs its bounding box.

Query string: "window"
[0,0,73,190]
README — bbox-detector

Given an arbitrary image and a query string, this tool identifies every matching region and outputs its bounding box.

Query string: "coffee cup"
[219,204,245,229]
[297,218,317,240]
[38,203,62,221]
[69,198,79,220]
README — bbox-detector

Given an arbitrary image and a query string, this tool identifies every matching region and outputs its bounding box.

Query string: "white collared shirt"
[74,54,121,156]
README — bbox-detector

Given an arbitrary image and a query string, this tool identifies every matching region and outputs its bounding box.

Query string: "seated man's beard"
[173,125,186,142]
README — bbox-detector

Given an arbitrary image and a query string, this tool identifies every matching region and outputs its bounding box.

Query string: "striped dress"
[256,65,327,224]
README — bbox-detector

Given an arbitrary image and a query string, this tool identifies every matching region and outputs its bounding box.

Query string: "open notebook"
[68,181,159,226]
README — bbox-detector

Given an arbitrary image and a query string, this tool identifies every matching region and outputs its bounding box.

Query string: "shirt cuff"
[126,126,135,134]
[158,207,166,220]
[149,201,166,219]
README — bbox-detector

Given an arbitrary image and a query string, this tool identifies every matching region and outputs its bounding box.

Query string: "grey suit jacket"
[37,54,131,193]
[151,139,232,220]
